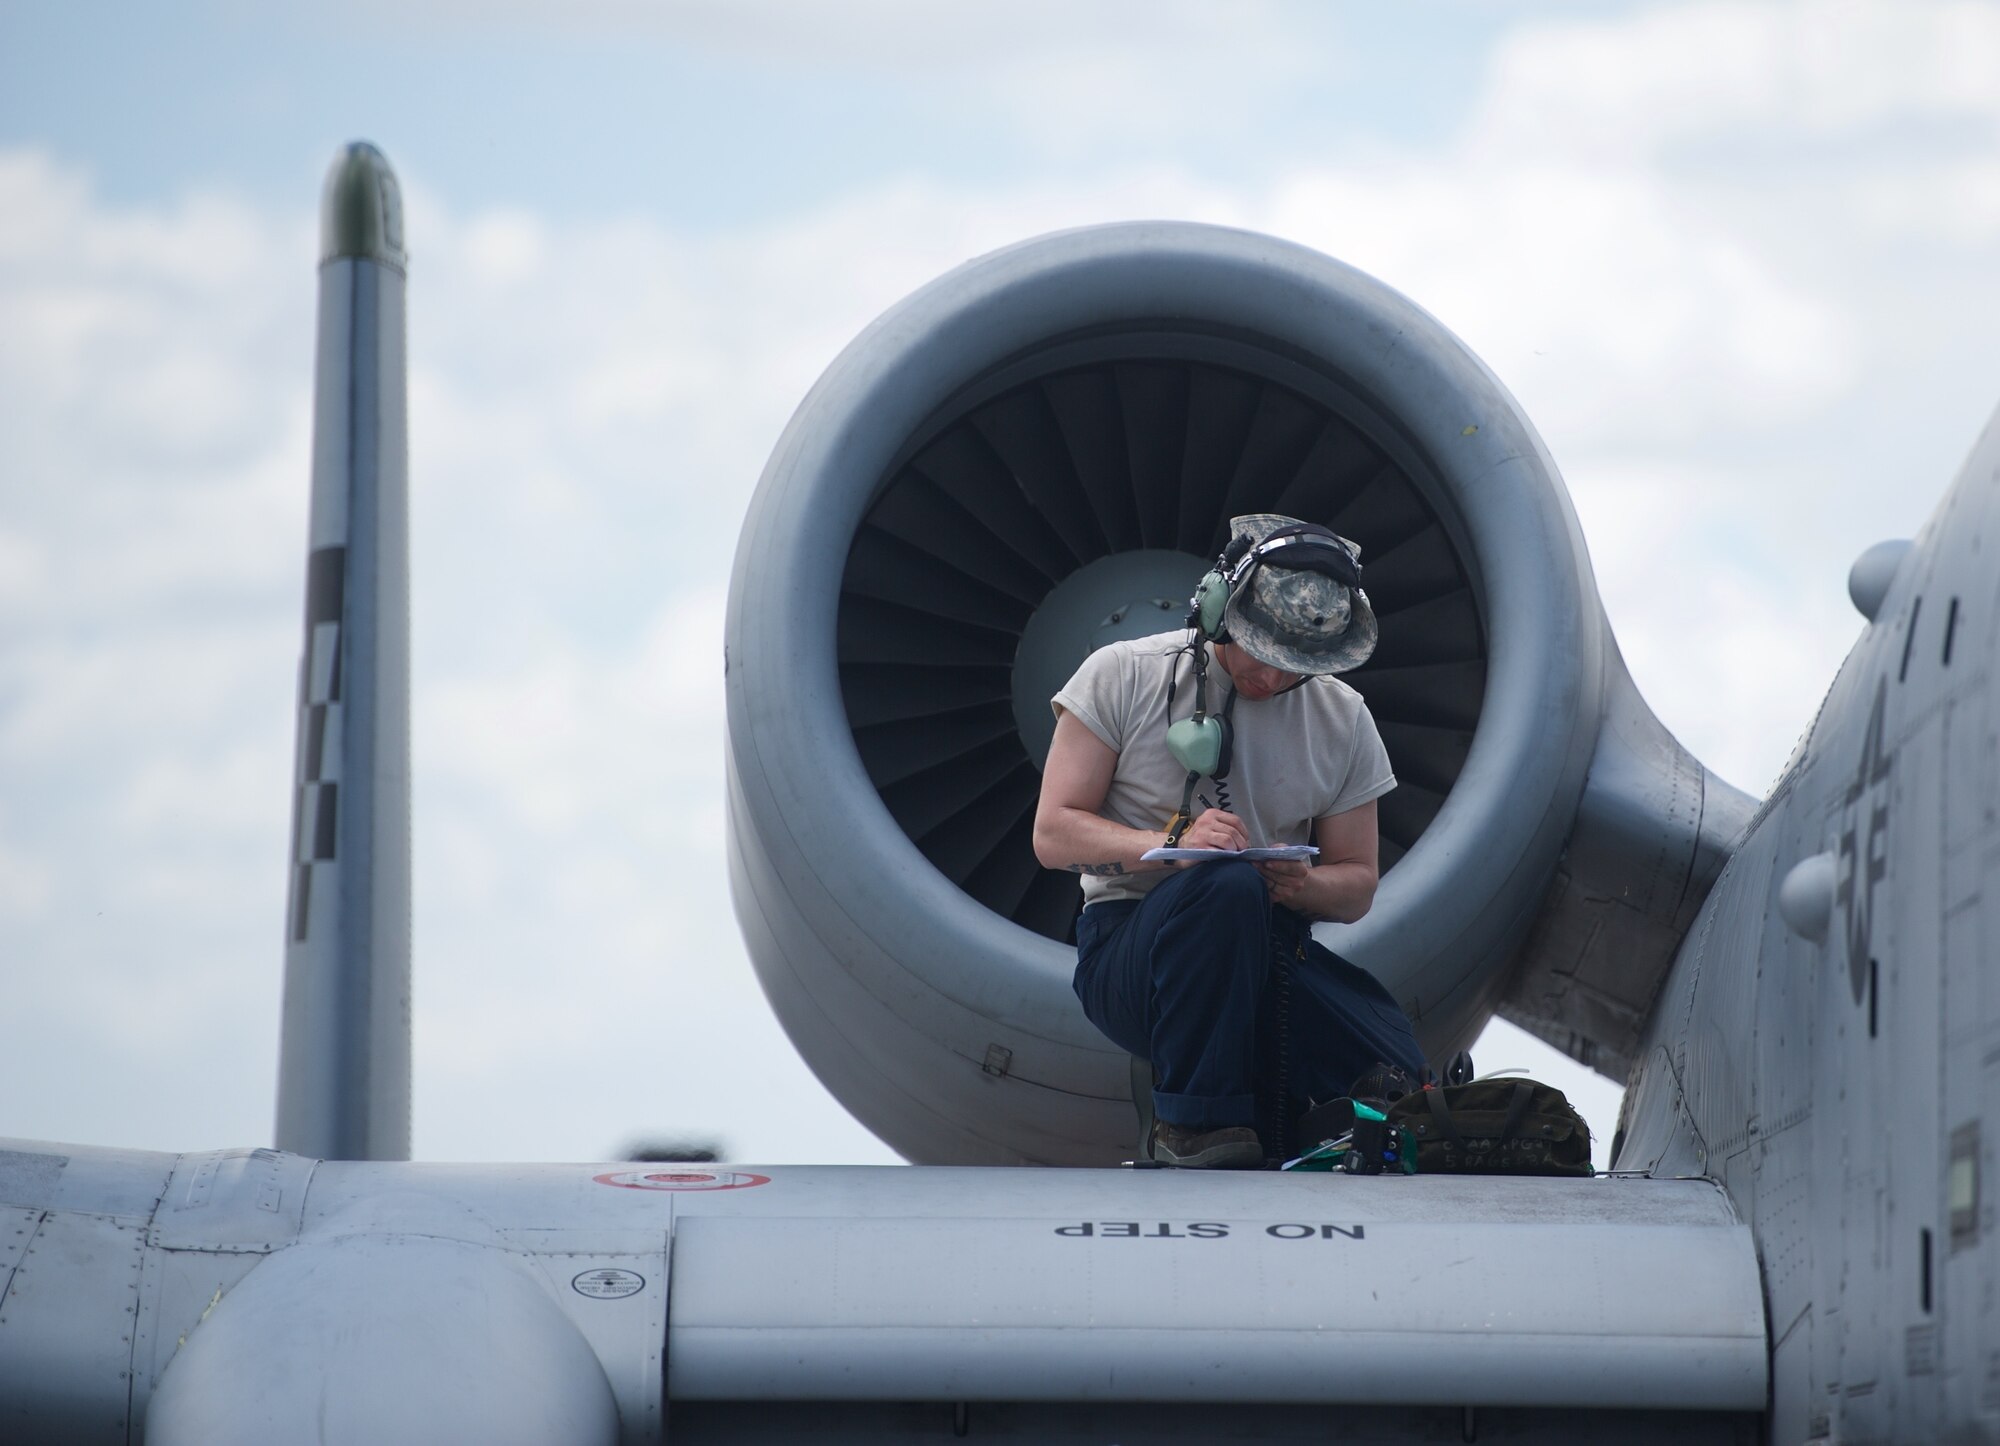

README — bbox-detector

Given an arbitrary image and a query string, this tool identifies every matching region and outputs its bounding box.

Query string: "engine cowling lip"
[727,222,1606,1152]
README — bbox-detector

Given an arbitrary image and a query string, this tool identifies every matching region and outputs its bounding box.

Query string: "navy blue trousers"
[1073,860,1425,1132]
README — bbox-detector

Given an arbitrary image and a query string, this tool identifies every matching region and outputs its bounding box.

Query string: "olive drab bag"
[1386,1079,1593,1177]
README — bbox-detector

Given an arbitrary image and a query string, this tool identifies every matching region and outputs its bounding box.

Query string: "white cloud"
[1262,162,1860,450]
[1475,0,2000,162]
[1564,455,1861,794]
[1845,158,2000,244]
[395,0,1310,77]
[0,831,52,920]
[0,151,89,262]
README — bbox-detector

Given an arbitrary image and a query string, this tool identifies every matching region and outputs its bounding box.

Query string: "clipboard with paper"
[1141,844,1318,863]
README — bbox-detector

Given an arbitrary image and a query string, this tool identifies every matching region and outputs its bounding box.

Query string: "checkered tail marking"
[288,546,345,942]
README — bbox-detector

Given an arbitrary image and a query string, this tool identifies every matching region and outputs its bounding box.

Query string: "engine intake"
[727,222,1740,1164]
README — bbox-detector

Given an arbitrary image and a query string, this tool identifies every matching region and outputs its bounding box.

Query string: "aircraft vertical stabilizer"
[273,142,413,1161]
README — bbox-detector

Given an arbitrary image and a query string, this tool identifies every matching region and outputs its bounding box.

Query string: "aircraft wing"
[1,1142,1766,1440]
[662,1166,1766,1410]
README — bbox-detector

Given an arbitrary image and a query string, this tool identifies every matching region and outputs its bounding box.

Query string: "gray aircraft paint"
[272,143,414,1163]
[1616,403,2000,1445]
[4,142,1997,1442]
[0,1142,1765,1442]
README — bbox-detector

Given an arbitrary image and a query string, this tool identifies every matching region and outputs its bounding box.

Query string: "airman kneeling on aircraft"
[1034,513,1425,1169]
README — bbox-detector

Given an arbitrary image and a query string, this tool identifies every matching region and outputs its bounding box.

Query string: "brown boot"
[1150,1121,1263,1169]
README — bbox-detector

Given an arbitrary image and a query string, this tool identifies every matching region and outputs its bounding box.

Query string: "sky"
[3,0,1997,1171]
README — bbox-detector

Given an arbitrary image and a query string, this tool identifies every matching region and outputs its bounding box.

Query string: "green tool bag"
[1386,1080,1593,1177]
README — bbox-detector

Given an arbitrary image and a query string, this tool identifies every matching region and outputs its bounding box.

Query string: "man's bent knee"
[1178,857,1270,916]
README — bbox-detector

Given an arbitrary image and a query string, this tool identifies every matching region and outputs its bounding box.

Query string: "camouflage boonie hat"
[1221,512,1379,675]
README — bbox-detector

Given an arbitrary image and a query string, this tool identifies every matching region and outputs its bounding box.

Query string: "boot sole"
[1152,1136,1265,1169]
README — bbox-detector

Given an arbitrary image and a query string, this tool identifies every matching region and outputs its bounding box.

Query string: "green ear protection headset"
[1162,524,1364,843]
[1188,522,1364,644]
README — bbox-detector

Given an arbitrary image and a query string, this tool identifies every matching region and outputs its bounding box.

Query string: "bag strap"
[1423,1087,1463,1144]
[1499,1081,1534,1143]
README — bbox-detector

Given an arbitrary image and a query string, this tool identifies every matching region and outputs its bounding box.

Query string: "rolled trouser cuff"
[1152,1087,1258,1131]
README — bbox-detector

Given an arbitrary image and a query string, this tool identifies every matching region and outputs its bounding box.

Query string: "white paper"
[1140,844,1319,862]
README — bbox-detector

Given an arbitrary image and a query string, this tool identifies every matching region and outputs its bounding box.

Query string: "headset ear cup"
[1167,716,1226,776]
[1194,571,1230,638]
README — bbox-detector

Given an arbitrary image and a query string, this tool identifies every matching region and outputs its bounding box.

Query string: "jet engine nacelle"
[726,222,1752,1164]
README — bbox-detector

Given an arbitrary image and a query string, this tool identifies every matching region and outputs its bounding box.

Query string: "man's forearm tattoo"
[1067,861,1126,877]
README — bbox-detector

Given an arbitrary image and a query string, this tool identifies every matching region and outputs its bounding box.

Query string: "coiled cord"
[1258,918,1300,1162]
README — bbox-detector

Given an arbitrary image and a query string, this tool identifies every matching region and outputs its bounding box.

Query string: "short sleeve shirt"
[1052,630,1396,906]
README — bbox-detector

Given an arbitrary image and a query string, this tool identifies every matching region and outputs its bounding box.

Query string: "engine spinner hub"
[1011,549,1209,770]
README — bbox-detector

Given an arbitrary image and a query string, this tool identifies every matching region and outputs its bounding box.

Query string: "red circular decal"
[593,1169,772,1192]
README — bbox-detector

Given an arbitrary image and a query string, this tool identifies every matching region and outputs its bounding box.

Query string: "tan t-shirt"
[1052,630,1396,906]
